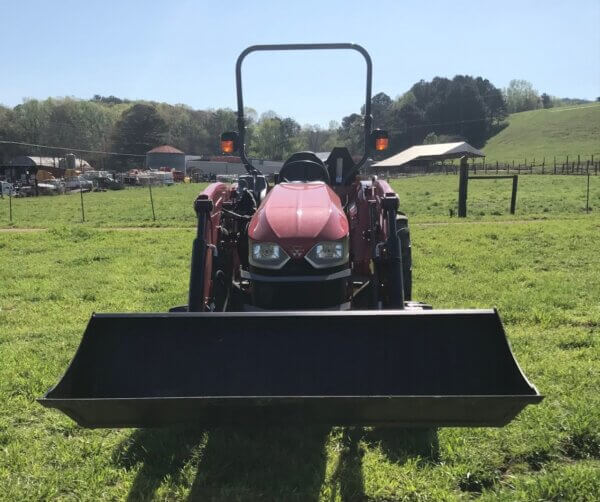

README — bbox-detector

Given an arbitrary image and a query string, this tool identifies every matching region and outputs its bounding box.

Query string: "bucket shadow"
[187,425,330,501]
[114,424,206,502]
[363,427,440,465]
[330,427,366,502]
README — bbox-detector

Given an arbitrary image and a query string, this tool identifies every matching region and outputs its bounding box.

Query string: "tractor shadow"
[363,427,440,465]
[115,425,438,501]
[187,426,330,501]
[330,427,366,502]
[113,424,206,502]
[329,427,439,502]
[115,425,330,502]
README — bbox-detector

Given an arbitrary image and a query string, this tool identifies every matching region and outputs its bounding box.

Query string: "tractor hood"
[248,182,349,254]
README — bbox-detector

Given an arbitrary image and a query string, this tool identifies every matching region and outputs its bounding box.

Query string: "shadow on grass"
[115,425,438,501]
[330,427,366,502]
[363,427,440,465]
[188,426,329,501]
[113,424,206,502]
[329,427,439,501]
[115,425,330,502]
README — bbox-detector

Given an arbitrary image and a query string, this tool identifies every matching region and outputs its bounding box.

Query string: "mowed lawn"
[1,174,598,227]
[0,216,599,500]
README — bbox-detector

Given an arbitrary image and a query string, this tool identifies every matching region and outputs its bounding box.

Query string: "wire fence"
[1,173,597,227]
[380,154,600,178]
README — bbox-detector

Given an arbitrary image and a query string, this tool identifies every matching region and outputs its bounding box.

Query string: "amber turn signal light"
[221,139,234,154]
[220,131,238,154]
[371,129,389,152]
[375,137,389,151]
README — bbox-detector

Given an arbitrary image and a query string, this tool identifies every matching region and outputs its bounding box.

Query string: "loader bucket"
[39,310,542,428]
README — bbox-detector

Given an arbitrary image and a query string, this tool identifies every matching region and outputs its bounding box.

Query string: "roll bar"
[235,43,373,177]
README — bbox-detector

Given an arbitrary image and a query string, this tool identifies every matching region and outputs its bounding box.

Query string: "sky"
[1,0,599,126]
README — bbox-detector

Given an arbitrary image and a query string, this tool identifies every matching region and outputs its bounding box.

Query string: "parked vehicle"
[82,171,123,190]
[0,181,16,197]
[37,179,65,195]
[159,167,185,182]
[64,176,94,191]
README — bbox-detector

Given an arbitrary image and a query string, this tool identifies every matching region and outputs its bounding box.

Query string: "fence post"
[8,189,12,222]
[518,163,521,175]
[458,156,468,218]
[554,156,556,174]
[542,157,545,174]
[510,175,518,214]
[148,182,156,221]
[586,170,590,214]
[496,160,499,174]
[578,154,580,173]
[473,157,476,175]
[79,181,85,223]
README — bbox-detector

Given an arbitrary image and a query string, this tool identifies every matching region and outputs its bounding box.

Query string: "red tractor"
[40,44,541,428]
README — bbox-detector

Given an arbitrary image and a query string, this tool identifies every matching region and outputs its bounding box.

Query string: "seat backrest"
[279,152,330,184]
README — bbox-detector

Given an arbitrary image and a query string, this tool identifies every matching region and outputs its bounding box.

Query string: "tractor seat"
[279,152,330,184]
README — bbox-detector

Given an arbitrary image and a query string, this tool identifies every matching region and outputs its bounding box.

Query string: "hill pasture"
[483,104,600,163]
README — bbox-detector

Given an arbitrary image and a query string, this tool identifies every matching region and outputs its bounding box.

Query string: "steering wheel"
[279,160,330,184]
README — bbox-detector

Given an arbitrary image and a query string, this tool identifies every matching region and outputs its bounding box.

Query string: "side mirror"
[370,129,389,152]
[220,132,239,154]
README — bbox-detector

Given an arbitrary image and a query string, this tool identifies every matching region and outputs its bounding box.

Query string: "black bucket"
[38,310,542,428]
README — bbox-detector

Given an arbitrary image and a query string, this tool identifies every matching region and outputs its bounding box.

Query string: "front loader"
[39,44,541,428]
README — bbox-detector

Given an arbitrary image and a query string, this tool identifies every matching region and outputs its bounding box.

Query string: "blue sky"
[2,0,599,126]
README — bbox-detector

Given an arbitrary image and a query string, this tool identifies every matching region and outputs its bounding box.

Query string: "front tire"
[396,214,412,301]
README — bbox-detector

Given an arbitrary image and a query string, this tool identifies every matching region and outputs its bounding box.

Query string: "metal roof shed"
[372,142,484,169]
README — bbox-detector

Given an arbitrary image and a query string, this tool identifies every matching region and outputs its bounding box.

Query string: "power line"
[0,139,146,157]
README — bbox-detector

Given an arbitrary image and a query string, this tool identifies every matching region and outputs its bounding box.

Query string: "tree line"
[0,77,590,169]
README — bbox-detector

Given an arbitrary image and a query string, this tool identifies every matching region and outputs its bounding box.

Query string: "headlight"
[305,237,349,269]
[249,240,290,269]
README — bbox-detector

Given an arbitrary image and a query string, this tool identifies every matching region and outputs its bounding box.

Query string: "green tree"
[337,113,364,155]
[504,79,541,113]
[111,104,167,166]
[0,105,21,163]
[12,99,52,144]
[541,93,553,109]
[249,116,300,160]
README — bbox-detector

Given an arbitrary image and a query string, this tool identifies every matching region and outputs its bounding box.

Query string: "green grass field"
[1,176,599,499]
[483,104,600,163]
[0,209,599,499]
[1,174,598,228]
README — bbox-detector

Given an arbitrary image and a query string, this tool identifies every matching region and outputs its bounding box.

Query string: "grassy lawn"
[1,215,599,500]
[1,174,598,228]
[482,104,600,163]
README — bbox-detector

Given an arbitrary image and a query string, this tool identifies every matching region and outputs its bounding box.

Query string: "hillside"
[483,104,600,162]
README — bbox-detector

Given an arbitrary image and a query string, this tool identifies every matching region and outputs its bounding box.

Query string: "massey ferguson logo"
[290,246,304,258]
